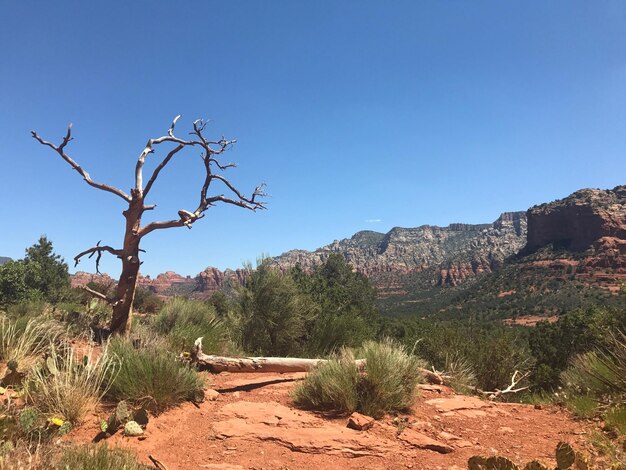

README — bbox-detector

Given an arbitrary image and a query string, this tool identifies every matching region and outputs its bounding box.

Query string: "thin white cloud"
[365,218,382,223]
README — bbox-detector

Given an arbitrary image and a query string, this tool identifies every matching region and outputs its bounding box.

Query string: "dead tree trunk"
[32,116,266,336]
[190,338,445,384]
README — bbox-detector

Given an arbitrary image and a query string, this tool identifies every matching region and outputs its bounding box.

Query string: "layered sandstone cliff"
[273,212,527,287]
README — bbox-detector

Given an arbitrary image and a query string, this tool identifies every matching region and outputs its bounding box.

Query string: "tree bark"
[190,338,445,384]
[109,191,144,335]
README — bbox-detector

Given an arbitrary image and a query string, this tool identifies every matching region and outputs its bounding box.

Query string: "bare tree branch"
[136,117,266,238]
[476,370,531,400]
[31,125,131,202]
[80,285,113,304]
[142,144,184,197]
[74,243,123,274]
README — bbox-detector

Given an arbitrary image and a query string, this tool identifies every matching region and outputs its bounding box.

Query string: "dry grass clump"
[292,339,423,418]
[0,316,60,372]
[291,348,359,413]
[26,342,117,424]
[152,297,228,353]
[105,337,205,413]
[51,443,149,470]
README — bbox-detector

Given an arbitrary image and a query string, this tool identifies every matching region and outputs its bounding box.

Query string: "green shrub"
[153,298,227,353]
[105,337,205,413]
[132,287,163,314]
[305,313,374,357]
[604,405,626,436]
[26,342,117,424]
[562,331,626,398]
[565,395,597,419]
[357,339,423,418]
[293,339,423,418]
[444,353,477,395]
[53,443,148,470]
[291,349,359,414]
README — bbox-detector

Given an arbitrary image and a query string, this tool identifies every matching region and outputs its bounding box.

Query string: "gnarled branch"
[31,125,131,202]
[476,370,530,400]
[136,117,266,238]
[74,242,123,274]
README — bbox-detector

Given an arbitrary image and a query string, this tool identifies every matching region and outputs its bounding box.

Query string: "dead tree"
[32,116,266,335]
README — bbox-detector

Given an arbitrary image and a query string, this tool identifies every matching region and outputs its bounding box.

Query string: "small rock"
[233,391,241,398]
[418,384,444,393]
[124,421,143,437]
[347,412,374,431]
[439,431,462,441]
[455,440,473,448]
[497,426,514,434]
[534,404,543,410]
[206,389,220,401]
[398,428,454,454]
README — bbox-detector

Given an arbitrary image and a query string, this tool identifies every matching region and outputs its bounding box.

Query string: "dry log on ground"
[190,338,444,384]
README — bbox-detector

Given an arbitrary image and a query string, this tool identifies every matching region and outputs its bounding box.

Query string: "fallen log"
[190,337,444,385]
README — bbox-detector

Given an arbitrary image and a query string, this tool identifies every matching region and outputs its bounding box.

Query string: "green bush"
[236,262,316,356]
[305,313,374,357]
[604,405,626,436]
[357,339,424,418]
[153,297,227,353]
[105,337,205,413]
[562,331,626,398]
[293,340,423,418]
[132,287,163,314]
[53,443,148,470]
[291,349,359,414]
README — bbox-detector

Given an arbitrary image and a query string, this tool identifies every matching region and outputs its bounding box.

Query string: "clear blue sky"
[1,1,625,277]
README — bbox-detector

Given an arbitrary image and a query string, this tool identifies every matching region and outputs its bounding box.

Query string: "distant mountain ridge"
[70,185,626,319]
[272,211,527,289]
[0,257,11,266]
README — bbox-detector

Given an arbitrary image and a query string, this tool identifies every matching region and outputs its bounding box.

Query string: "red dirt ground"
[68,373,584,470]
[69,372,591,470]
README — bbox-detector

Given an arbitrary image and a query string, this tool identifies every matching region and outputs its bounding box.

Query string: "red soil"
[67,372,593,470]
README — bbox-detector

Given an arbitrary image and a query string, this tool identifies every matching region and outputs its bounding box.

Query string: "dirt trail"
[71,372,588,470]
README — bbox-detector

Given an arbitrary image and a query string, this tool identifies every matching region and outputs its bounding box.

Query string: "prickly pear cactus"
[133,407,149,427]
[573,451,589,470]
[46,356,58,376]
[486,456,520,470]
[556,442,576,469]
[468,455,521,470]
[124,420,143,437]
[58,421,72,436]
[523,460,549,470]
[105,401,130,434]
[468,456,488,470]
[115,400,131,423]
[18,408,39,433]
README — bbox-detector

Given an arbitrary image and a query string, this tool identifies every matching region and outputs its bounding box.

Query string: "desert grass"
[26,342,117,424]
[105,337,205,413]
[0,316,60,372]
[152,297,228,353]
[291,348,359,414]
[52,443,149,470]
[293,339,423,418]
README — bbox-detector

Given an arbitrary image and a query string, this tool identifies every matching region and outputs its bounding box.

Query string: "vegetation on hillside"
[0,237,624,467]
